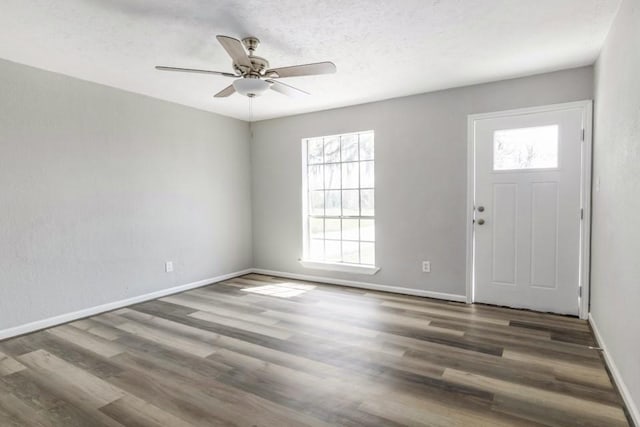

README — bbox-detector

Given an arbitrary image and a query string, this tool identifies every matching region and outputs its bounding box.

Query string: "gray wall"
[591,0,640,417]
[0,59,252,331]
[250,67,594,296]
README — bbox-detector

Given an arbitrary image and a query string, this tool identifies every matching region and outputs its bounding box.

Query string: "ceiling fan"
[156,35,336,98]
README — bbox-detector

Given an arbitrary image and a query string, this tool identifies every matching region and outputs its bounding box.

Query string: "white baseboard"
[589,314,639,426]
[0,268,253,341]
[250,268,467,303]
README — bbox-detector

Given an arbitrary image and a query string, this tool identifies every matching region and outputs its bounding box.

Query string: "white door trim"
[465,100,593,319]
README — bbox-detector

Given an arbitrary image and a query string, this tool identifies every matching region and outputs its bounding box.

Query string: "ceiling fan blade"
[266,79,310,98]
[155,66,237,77]
[216,35,252,68]
[214,84,236,98]
[265,62,336,78]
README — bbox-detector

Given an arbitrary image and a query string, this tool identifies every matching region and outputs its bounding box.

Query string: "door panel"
[473,106,585,315]
[530,182,558,288]
[492,184,517,285]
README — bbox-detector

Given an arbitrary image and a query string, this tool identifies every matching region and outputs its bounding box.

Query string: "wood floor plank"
[0,351,25,376]
[188,310,293,340]
[99,395,196,427]
[379,300,511,326]
[178,290,281,325]
[492,395,610,427]
[1,370,127,427]
[17,350,125,409]
[69,319,123,341]
[502,349,614,389]
[0,331,123,379]
[359,397,541,427]
[442,368,628,426]
[162,294,278,325]
[108,350,332,427]
[47,325,124,358]
[0,386,57,427]
[108,312,219,358]
[0,274,631,426]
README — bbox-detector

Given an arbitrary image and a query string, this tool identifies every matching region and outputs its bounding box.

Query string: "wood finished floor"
[0,274,631,427]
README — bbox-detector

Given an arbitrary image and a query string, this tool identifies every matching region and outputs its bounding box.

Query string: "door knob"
[477,219,485,225]
[477,206,485,212]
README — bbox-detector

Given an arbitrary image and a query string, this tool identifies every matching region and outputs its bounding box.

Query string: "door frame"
[465,100,593,319]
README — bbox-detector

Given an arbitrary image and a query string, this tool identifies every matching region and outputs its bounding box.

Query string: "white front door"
[471,104,589,316]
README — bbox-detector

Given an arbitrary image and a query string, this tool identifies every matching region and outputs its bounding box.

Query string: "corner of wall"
[589,0,640,423]
[247,120,257,269]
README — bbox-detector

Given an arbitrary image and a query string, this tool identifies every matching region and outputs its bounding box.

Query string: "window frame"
[300,130,379,275]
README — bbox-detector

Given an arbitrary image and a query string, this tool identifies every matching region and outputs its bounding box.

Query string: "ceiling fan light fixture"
[232,78,271,97]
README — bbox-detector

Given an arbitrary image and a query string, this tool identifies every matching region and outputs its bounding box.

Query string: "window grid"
[304,131,374,265]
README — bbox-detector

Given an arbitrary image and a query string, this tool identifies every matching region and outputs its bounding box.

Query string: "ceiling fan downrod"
[241,37,260,55]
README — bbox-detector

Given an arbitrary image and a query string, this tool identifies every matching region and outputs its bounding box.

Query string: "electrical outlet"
[422,261,431,273]
[165,261,173,273]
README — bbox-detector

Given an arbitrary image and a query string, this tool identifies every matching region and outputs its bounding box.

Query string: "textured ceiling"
[0,0,620,121]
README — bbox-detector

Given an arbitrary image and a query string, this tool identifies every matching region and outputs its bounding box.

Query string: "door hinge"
[581,128,585,142]
[580,208,584,220]
[579,286,583,297]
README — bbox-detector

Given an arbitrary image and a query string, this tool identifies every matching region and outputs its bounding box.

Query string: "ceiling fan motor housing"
[232,55,269,76]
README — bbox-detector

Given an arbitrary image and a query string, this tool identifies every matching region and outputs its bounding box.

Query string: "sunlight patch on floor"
[241,282,316,298]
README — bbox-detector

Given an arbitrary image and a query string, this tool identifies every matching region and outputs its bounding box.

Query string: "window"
[302,131,376,271]
[493,125,559,170]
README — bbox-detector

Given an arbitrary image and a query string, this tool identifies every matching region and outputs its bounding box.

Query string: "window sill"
[298,259,380,275]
